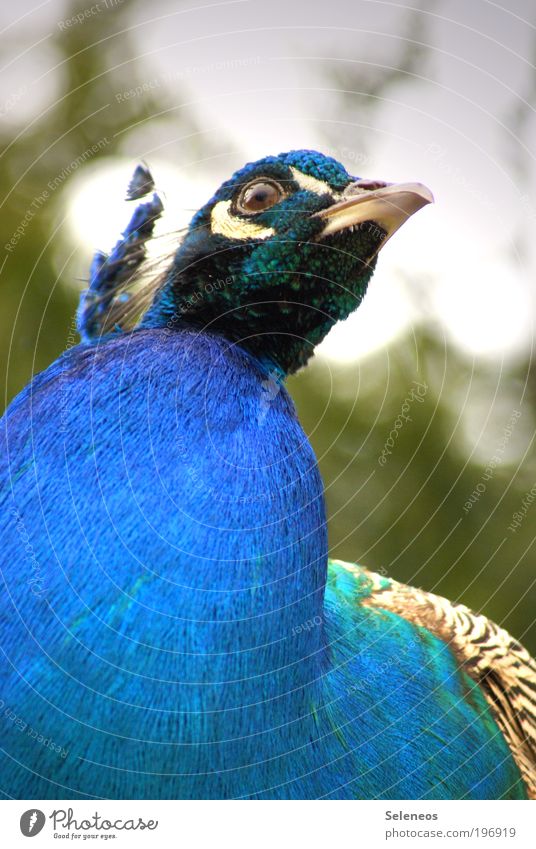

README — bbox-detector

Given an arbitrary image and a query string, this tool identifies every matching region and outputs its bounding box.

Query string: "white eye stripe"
[211,200,275,241]
[290,167,337,197]
[211,170,339,241]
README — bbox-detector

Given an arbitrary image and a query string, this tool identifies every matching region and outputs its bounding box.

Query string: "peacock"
[1,150,535,800]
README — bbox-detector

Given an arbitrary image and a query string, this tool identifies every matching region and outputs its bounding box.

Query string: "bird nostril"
[345,179,390,195]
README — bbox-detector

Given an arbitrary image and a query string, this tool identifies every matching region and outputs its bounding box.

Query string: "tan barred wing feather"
[335,561,536,799]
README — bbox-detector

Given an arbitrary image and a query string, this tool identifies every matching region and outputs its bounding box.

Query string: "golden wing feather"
[332,560,536,798]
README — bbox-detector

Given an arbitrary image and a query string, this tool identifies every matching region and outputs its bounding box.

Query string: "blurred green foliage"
[291,333,536,652]
[1,0,534,653]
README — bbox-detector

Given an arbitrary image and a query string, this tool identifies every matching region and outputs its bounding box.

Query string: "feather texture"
[332,560,536,798]
[77,178,164,342]
[0,150,533,800]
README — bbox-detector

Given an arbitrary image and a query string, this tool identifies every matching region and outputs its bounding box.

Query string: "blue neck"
[4,326,527,799]
[21,327,329,714]
[142,327,328,684]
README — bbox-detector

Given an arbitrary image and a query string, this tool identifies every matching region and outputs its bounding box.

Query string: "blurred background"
[1,0,535,651]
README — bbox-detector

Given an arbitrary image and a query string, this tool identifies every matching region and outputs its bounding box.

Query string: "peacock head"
[144,150,433,374]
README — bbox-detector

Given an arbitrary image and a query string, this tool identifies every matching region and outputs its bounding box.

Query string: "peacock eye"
[236,180,284,215]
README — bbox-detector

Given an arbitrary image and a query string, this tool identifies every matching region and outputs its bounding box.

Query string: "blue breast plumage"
[0,150,534,799]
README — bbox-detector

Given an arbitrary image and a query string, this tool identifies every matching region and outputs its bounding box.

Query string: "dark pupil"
[242,182,279,212]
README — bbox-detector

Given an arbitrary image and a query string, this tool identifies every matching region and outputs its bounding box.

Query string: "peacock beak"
[316,181,434,247]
